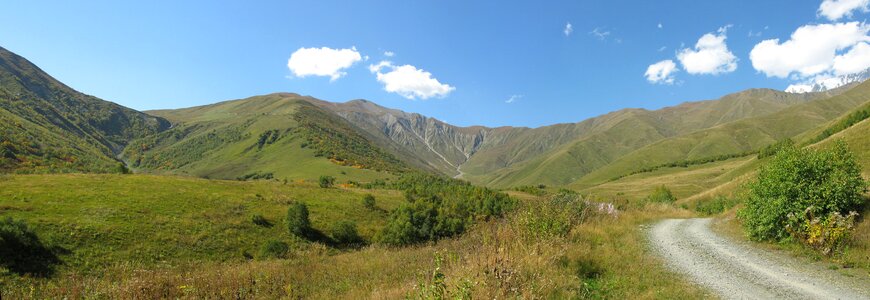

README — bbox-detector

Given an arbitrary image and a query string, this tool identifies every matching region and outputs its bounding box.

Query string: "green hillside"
[123,93,410,182]
[570,81,870,189]
[0,46,168,173]
[459,88,843,188]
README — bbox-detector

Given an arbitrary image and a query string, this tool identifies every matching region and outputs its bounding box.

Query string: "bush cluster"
[378,173,515,246]
[286,202,311,237]
[740,141,867,247]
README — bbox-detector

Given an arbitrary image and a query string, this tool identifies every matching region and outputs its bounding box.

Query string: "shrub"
[740,140,867,242]
[362,194,377,210]
[694,195,741,215]
[757,138,794,159]
[0,217,60,276]
[258,240,289,259]
[788,209,858,256]
[519,190,590,237]
[251,214,271,227]
[645,185,676,204]
[318,175,335,188]
[330,220,363,244]
[286,202,311,237]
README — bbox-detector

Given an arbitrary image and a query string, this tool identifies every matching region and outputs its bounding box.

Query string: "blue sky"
[2,0,869,127]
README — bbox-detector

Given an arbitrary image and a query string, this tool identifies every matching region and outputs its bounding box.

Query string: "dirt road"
[649,218,870,299]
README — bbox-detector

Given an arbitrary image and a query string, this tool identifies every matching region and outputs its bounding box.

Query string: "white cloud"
[645,60,679,84]
[287,46,362,81]
[749,22,870,78]
[819,0,870,21]
[590,27,611,40]
[505,94,523,103]
[384,51,395,57]
[658,46,667,52]
[676,26,738,75]
[369,61,455,100]
[564,22,574,36]
[833,42,870,74]
[658,23,663,29]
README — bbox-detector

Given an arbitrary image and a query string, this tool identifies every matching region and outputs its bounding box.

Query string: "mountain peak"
[786,69,870,94]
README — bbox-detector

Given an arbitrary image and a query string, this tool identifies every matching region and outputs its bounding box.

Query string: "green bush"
[318,175,335,188]
[645,185,676,204]
[363,194,376,210]
[695,195,741,215]
[378,173,515,246]
[519,190,590,237]
[757,138,795,159]
[330,220,363,244]
[739,140,867,242]
[286,202,311,237]
[258,240,289,259]
[0,217,59,276]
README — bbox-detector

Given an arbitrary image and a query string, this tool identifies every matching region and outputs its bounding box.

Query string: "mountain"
[786,69,870,93]
[122,93,411,181]
[0,46,169,173]
[313,87,847,187]
[570,79,870,189]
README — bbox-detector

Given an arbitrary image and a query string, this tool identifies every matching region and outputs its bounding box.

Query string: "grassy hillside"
[571,81,870,189]
[461,88,842,188]
[123,93,409,182]
[0,174,705,298]
[0,174,407,274]
[0,46,169,173]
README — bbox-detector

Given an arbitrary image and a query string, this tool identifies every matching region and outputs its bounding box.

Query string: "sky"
[2,0,870,128]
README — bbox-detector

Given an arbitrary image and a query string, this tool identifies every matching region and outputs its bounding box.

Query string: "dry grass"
[2,195,707,299]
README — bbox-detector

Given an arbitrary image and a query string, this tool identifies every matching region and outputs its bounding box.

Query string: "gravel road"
[649,218,870,300]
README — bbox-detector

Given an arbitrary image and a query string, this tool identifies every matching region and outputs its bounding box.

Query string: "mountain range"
[2,45,869,191]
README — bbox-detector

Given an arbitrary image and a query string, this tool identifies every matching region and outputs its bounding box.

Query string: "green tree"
[739,140,867,241]
[362,194,376,210]
[286,202,311,237]
[330,220,362,244]
[318,175,336,188]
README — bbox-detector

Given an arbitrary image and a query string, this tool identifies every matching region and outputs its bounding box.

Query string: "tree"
[363,194,376,210]
[286,202,311,237]
[319,175,336,188]
[740,140,867,241]
[330,220,362,244]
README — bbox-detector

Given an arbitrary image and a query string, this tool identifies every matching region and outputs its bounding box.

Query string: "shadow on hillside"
[0,218,63,277]
[303,228,367,250]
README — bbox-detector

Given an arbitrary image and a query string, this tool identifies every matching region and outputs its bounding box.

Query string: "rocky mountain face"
[308,87,843,186]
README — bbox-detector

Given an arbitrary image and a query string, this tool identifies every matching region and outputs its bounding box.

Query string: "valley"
[2,17,870,298]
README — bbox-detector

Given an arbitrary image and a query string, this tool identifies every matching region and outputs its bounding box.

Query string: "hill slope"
[313,88,845,187]
[0,46,169,173]
[571,80,870,189]
[123,93,410,182]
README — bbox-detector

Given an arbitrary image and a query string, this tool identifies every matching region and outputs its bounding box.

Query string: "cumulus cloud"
[505,94,523,103]
[749,22,870,78]
[369,61,455,100]
[645,60,679,84]
[287,46,362,81]
[564,22,574,36]
[384,51,395,57]
[819,0,870,21]
[676,27,738,75]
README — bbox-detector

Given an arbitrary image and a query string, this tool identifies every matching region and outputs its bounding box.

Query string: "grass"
[0,174,707,298]
[0,174,405,277]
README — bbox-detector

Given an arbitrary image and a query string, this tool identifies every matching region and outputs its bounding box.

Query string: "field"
[0,174,708,298]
